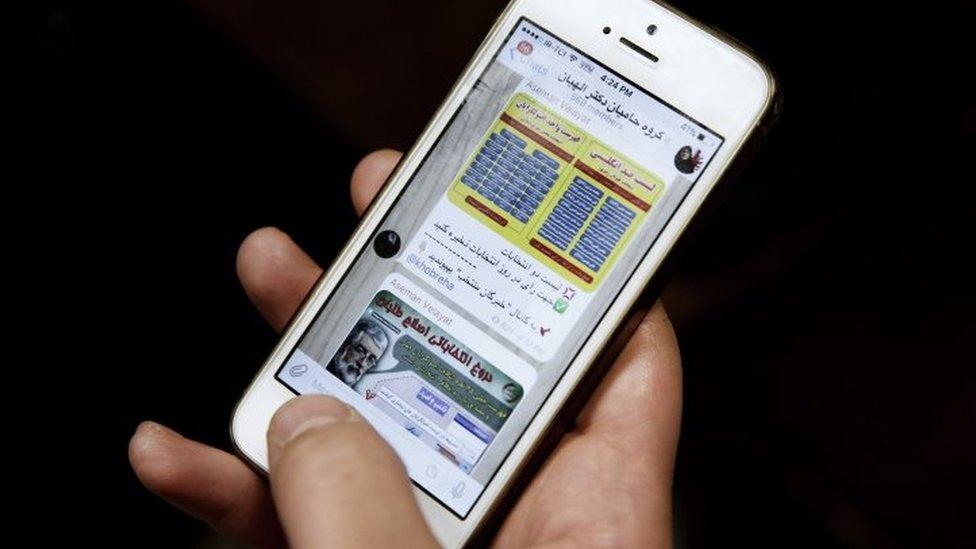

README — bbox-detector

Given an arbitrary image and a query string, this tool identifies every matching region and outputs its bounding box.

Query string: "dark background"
[14,0,974,546]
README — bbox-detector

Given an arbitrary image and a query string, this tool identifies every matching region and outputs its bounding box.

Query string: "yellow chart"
[448,93,665,291]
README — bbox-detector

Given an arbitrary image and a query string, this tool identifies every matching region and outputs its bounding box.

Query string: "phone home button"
[373,230,401,258]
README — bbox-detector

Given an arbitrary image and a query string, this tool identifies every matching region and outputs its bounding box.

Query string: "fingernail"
[135,420,179,439]
[269,395,354,449]
[129,421,181,464]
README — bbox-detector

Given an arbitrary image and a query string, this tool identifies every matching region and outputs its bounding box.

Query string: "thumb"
[267,395,439,549]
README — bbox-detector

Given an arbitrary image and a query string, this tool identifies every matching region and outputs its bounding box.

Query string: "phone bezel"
[231,0,776,545]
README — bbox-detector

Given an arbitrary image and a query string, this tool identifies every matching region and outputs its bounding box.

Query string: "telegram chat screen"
[276,18,722,517]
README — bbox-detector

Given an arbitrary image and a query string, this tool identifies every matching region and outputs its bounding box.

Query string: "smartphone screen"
[275,18,723,517]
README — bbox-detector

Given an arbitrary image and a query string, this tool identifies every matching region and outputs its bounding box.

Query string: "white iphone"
[232,0,777,545]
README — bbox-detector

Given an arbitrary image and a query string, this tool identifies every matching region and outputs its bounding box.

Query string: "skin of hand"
[128,149,683,548]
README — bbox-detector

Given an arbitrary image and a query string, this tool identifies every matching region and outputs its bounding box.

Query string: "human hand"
[129,149,683,548]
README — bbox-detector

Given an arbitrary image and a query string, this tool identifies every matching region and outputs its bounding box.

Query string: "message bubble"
[400,93,667,361]
[321,276,533,472]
